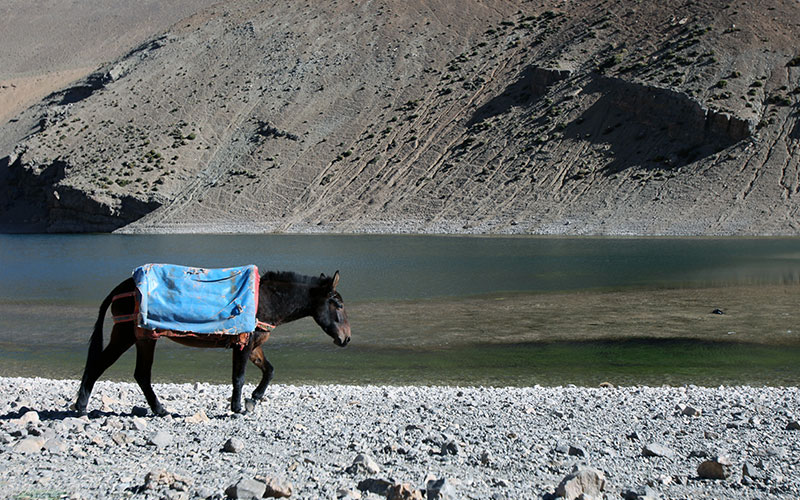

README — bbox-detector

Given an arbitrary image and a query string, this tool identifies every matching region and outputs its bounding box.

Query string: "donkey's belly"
[167,336,233,348]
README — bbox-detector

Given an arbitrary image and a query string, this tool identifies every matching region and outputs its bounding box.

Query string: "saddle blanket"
[133,264,259,335]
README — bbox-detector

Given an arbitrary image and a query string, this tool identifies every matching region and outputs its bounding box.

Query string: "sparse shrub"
[768,95,792,106]
[715,80,728,89]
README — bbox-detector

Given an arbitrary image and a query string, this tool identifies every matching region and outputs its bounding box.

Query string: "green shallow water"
[1,234,800,386]
[2,338,799,388]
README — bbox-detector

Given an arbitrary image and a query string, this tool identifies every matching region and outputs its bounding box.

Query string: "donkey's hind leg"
[75,324,135,415]
[133,338,167,416]
[249,345,274,401]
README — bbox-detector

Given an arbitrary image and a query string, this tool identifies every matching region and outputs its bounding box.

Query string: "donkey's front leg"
[249,345,274,402]
[231,343,253,413]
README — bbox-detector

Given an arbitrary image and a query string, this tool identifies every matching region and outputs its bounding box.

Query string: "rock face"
[0,154,161,232]
[1,0,799,235]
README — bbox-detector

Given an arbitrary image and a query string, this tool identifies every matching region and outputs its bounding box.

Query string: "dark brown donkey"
[75,270,350,416]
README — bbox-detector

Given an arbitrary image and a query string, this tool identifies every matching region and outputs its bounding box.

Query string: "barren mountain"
[1,0,799,234]
[0,0,220,125]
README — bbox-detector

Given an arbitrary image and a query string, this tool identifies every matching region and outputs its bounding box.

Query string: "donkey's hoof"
[153,406,168,417]
[70,402,87,416]
[244,398,257,413]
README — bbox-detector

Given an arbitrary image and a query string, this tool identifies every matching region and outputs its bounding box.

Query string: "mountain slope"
[1,0,799,234]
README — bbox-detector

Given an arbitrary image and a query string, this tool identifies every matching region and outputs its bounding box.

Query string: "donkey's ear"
[331,270,340,290]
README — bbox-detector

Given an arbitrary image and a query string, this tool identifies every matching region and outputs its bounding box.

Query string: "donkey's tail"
[84,290,115,371]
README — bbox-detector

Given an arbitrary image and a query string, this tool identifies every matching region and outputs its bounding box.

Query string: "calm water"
[1,234,799,386]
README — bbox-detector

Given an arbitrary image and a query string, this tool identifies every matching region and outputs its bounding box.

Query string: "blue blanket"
[133,264,259,335]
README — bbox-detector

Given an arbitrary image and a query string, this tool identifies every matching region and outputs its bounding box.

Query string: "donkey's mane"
[260,270,330,287]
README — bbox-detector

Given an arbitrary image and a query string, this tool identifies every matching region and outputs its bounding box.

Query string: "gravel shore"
[1,377,798,499]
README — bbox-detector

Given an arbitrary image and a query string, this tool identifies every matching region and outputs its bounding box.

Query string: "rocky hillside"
[1,0,799,234]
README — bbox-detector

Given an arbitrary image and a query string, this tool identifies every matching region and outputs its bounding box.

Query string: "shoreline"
[113,220,800,237]
[1,377,798,499]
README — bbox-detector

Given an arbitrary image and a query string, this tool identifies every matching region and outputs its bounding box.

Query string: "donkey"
[74,270,350,416]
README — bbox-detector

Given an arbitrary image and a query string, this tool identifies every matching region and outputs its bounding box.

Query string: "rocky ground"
[1,377,798,499]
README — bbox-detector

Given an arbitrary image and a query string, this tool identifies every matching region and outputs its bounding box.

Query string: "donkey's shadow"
[0,407,141,422]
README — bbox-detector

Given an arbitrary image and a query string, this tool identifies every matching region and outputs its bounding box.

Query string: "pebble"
[147,430,173,448]
[144,469,192,491]
[185,410,210,424]
[642,443,675,458]
[357,478,392,496]
[223,437,245,453]
[425,477,457,499]
[262,476,293,498]
[555,465,605,500]
[16,410,40,426]
[680,405,701,417]
[387,483,424,500]
[742,461,761,479]
[621,485,660,500]
[131,406,148,417]
[131,417,148,431]
[347,453,381,475]
[0,378,798,500]
[62,417,88,431]
[226,477,266,499]
[13,436,45,454]
[697,456,733,480]
[337,488,362,499]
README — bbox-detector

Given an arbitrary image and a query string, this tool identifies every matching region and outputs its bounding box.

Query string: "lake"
[1,234,799,387]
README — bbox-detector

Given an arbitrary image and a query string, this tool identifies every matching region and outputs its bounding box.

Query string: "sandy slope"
[0,0,220,123]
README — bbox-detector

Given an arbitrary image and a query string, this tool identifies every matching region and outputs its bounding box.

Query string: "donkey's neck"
[256,281,317,326]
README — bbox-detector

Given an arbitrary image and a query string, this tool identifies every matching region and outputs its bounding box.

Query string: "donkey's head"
[313,271,351,347]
